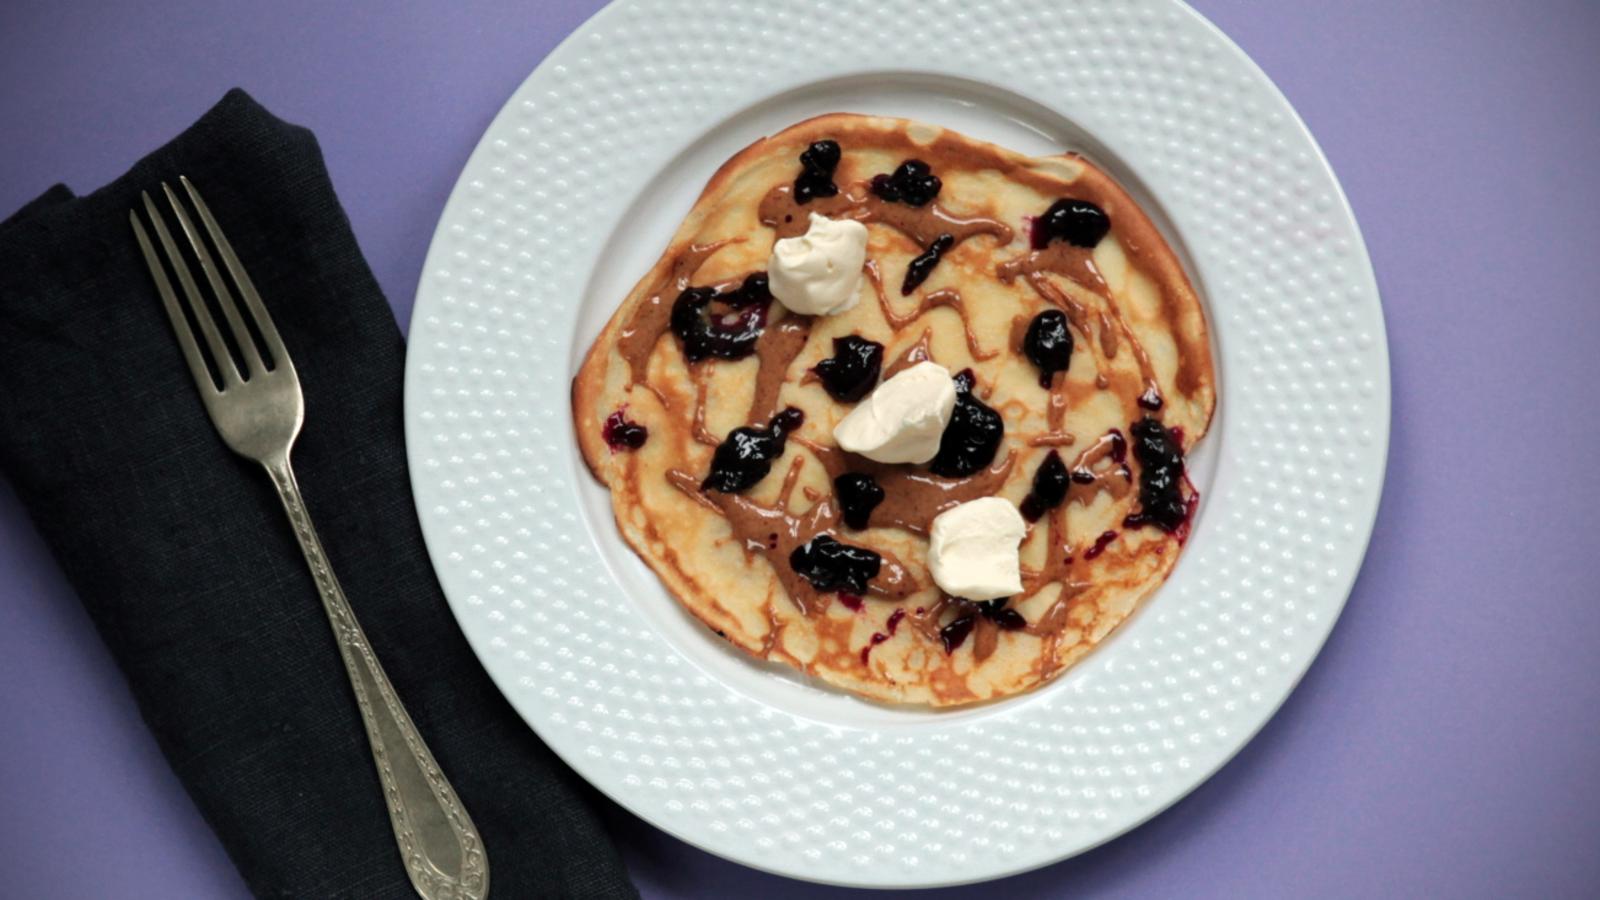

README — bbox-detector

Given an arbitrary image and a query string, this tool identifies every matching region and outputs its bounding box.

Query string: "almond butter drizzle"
[881,329,934,380]
[796,437,1014,537]
[999,255,1162,408]
[759,183,1013,248]
[747,315,812,423]
[1065,431,1135,507]
[1020,503,1091,679]
[864,261,997,362]
[972,616,1000,662]
[690,375,718,446]
[777,452,807,502]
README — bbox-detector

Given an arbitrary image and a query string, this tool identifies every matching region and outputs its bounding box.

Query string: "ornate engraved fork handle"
[265,454,488,900]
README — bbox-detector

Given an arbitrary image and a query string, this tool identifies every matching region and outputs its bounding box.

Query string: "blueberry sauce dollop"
[789,534,882,594]
[602,409,648,451]
[700,407,805,493]
[812,335,884,402]
[1123,416,1188,532]
[1023,309,1074,387]
[793,140,842,204]
[1030,198,1111,250]
[670,273,772,363]
[869,159,942,207]
[901,233,954,295]
[834,472,885,530]
[929,369,1004,478]
[976,598,1027,630]
[1019,450,1069,521]
[939,613,976,653]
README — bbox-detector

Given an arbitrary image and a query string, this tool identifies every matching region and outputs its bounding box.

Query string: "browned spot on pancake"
[927,663,979,704]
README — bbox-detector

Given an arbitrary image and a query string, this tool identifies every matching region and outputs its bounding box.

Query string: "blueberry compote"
[670,273,772,363]
[833,473,885,530]
[1019,450,1069,521]
[793,140,841,204]
[869,159,941,207]
[601,408,648,451]
[901,233,954,295]
[1023,309,1074,387]
[928,369,1004,478]
[812,335,883,402]
[700,407,804,493]
[1030,198,1111,249]
[1123,416,1188,532]
[789,534,882,593]
[975,597,1026,630]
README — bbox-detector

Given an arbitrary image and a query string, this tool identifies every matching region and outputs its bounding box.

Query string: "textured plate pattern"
[404,0,1388,887]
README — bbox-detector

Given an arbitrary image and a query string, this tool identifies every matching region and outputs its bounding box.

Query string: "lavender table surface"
[2,1,1597,897]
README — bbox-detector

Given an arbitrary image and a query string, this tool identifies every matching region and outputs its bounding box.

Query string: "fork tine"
[140,190,241,387]
[131,211,217,395]
[179,176,290,372]
[161,181,265,378]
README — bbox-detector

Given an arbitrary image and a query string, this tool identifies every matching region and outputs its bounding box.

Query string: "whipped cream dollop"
[928,497,1027,601]
[768,212,868,316]
[832,361,956,464]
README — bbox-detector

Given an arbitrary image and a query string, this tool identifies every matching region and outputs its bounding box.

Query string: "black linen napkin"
[0,89,637,899]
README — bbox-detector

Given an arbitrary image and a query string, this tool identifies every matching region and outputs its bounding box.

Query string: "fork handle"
[264,455,489,900]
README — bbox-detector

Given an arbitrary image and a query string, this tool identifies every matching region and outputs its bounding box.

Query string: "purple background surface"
[2,1,1597,897]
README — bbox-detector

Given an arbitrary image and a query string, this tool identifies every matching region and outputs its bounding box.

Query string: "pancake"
[573,114,1215,706]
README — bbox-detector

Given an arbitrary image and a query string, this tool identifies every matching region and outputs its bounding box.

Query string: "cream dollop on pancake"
[573,114,1215,706]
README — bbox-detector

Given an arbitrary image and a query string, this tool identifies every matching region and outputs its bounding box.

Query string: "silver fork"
[130,178,488,900]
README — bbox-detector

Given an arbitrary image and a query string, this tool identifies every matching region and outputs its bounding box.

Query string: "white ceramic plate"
[403,0,1388,887]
